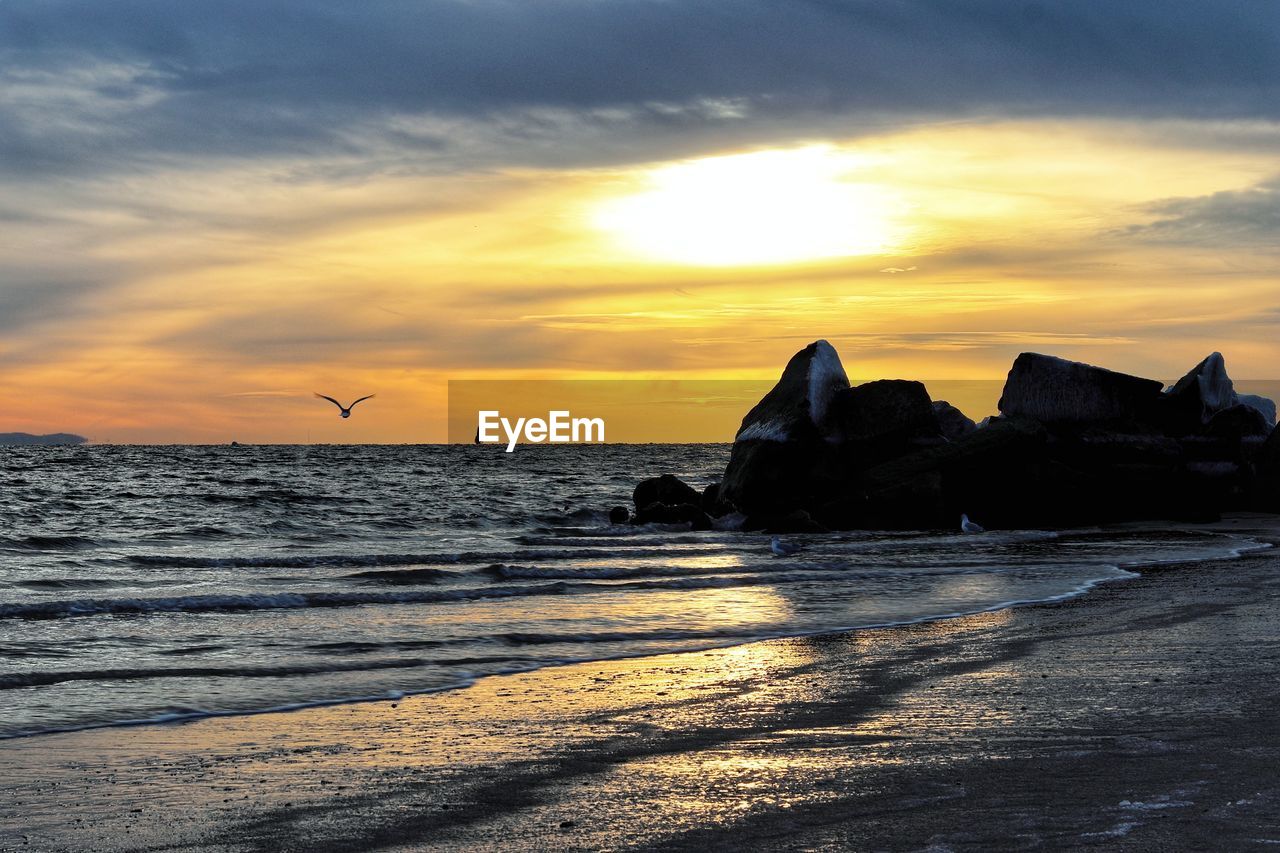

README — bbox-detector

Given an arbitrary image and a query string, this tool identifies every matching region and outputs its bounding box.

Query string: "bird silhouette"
[960,513,985,534]
[314,393,376,419]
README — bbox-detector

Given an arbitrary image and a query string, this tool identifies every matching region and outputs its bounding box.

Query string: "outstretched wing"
[314,393,344,410]
[349,394,376,408]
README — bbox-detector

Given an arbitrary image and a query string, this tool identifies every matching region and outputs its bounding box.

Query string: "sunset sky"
[2,1,1278,443]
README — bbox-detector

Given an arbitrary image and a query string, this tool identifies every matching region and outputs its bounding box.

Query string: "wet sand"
[4,515,1280,852]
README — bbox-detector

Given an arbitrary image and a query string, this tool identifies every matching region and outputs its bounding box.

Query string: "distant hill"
[0,432,87,446]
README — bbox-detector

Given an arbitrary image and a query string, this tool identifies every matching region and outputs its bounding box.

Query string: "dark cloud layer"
[2,0,1278,176]
[1126,176,1280,247]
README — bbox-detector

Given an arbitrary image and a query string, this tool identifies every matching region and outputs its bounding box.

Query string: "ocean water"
[0,444,1267,740]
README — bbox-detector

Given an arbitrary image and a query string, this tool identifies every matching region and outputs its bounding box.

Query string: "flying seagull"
[314,393,376,419]
[770,535,803,557]
[960,513,985,534]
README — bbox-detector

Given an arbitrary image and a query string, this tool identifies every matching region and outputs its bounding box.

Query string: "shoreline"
[4,514,1280,851]
[2,523,1268,744]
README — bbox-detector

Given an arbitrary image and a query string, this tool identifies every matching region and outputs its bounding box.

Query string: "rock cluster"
[626,341,1279,532]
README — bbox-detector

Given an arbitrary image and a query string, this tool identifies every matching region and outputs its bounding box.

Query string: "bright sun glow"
[593,145,906,266]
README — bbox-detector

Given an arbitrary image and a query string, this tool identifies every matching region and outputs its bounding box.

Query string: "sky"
[2,0,1279,443]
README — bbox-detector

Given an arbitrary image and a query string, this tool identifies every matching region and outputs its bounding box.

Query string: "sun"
[592,145,907,267]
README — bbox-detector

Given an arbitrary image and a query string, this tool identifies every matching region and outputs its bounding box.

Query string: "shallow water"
[0,443,1266,739]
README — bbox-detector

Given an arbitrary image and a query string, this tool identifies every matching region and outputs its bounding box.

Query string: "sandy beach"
[3,514,1280,852]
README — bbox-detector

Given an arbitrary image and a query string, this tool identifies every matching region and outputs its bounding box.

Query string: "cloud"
[1,0,1278,177]
[0,273,103,335]
[1122,175,1280,246]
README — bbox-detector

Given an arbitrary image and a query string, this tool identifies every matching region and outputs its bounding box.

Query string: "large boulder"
[1204,404,1270,442]
[733,339,849,442]
[998,353,1163,425]
[1239,394,1277,432]
[932,400,977,442]
[1166,352,1237,423]
[1152,353,1245,436]
[633,474,701,511]
[720,340,850,513]
[828,380,938,444]
[700,482,733,518]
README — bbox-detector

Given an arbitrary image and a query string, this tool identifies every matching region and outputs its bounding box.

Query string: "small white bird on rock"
[960,513,985,534]
[770,535,803,556]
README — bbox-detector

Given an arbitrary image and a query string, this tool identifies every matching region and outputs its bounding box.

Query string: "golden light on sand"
[592,145,907,266]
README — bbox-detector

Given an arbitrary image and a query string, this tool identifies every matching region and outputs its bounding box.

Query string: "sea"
[0,443,1268,740]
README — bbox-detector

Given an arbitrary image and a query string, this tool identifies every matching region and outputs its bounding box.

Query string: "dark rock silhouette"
[829,380,937,445]
[1257,428,1280,510]
[718,341,849,516]
[634,501,712,530]
[700,482,733,517]
[932,400,977,442]
[626,342,1279,532]
[998,353,1163,424]
[732,339,848,443]
[1166,352,1236,423]
[1239,393,1277,428]
[633,474,701,511]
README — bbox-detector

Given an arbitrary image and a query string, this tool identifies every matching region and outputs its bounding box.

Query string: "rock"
[633,475,700,511]
[720,438,831,515]
[1255,427,1280,509]
[1239,394,1277,431]
[733,339,849,442]
[700,482,733,517]
[1165,352,1238,426]
[720,340,850,514]
[1204,404,1270,441]
[997,353,1163,424]
[636,346,1269,530]
[608,506,630,525]
[817,416,1048,529]
[633,501,712,530]
[932,400,977,442]
[829,380,938,444]
[819,469,945,530]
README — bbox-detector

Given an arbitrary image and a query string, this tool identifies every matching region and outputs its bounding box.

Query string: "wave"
[0,570,870,620]
[0,677,481,742]
[0,534,102,551]
[0,582,575,620]
[514,534,715,547]
[13,577,126,590]
[479,560,995,582]
[0,657,438,690]
[302,639,464,654]
[128,552,450,569]
[125,545,737,570]
[343,567,450,585]
[497,626,770,646]
[195,489,369,506]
